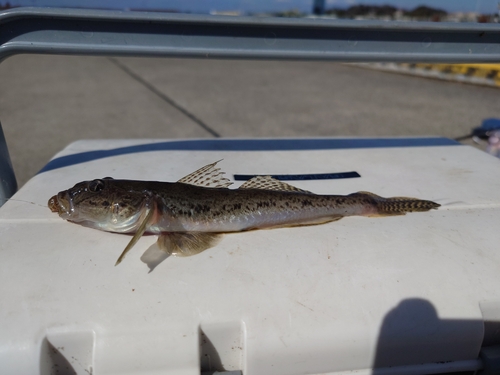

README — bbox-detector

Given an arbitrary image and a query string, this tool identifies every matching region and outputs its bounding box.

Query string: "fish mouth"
[48,195,59,212]
[48,192,73,217]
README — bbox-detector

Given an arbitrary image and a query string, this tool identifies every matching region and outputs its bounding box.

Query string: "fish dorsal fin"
[239,175,312,193]
[177,160,232,188]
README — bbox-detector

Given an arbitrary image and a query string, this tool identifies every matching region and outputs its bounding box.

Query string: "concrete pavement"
[1,54,499,186]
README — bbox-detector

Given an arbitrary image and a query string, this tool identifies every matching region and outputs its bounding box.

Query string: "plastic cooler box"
[1,137,499,375]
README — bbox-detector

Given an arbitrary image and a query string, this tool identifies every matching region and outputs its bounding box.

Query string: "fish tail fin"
[356,191,440,217]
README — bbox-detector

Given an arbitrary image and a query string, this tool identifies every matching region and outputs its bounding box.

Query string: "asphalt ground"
[1,55,499,187]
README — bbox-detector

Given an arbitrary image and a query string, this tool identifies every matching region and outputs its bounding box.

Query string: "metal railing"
[1,7,500,204]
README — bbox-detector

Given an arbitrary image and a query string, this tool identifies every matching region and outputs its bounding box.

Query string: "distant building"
[444,12,478,22]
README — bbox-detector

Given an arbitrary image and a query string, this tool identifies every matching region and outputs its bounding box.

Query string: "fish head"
[48,178,149,232]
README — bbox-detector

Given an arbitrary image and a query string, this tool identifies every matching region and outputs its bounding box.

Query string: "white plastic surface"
[1,139,500,375]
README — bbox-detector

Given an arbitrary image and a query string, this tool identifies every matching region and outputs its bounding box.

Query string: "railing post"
[0,122,17,206]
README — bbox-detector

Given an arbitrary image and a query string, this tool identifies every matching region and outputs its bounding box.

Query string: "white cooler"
[1,137,499,375]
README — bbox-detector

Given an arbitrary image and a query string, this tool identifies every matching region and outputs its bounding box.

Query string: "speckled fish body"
[51,180,377,234]
[48,162,440,264]
[158,182,371,232]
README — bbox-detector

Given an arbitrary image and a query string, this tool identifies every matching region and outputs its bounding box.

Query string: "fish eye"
[88,179,105,192]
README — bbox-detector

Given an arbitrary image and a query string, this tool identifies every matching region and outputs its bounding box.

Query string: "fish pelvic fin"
[354,191,440,216]
[157,232,223,257]
[115,207,154,266]
[239,175,312,194]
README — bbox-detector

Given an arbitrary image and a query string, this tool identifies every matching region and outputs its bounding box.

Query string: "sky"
[2,0,499,14]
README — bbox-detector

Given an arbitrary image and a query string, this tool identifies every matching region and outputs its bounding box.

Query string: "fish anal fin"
[280,215,343,227]
[368,211,407,217]
[177,161,233,188]
[248,215,343,230]
[239,175,312,194]
[157,232,223,257]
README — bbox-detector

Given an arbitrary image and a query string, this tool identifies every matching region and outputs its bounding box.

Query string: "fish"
[48,161,440,265]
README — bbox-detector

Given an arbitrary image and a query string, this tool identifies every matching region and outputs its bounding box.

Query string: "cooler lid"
[1,138,499,375]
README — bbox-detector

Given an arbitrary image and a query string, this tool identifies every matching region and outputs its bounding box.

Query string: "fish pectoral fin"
[157,232,223,257]
[177,160,233,188]
[115,208,154,266]
[239,175,312,194]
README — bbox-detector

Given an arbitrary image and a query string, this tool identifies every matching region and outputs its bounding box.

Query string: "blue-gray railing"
[1,7,500,204]
[2,8,500,62]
